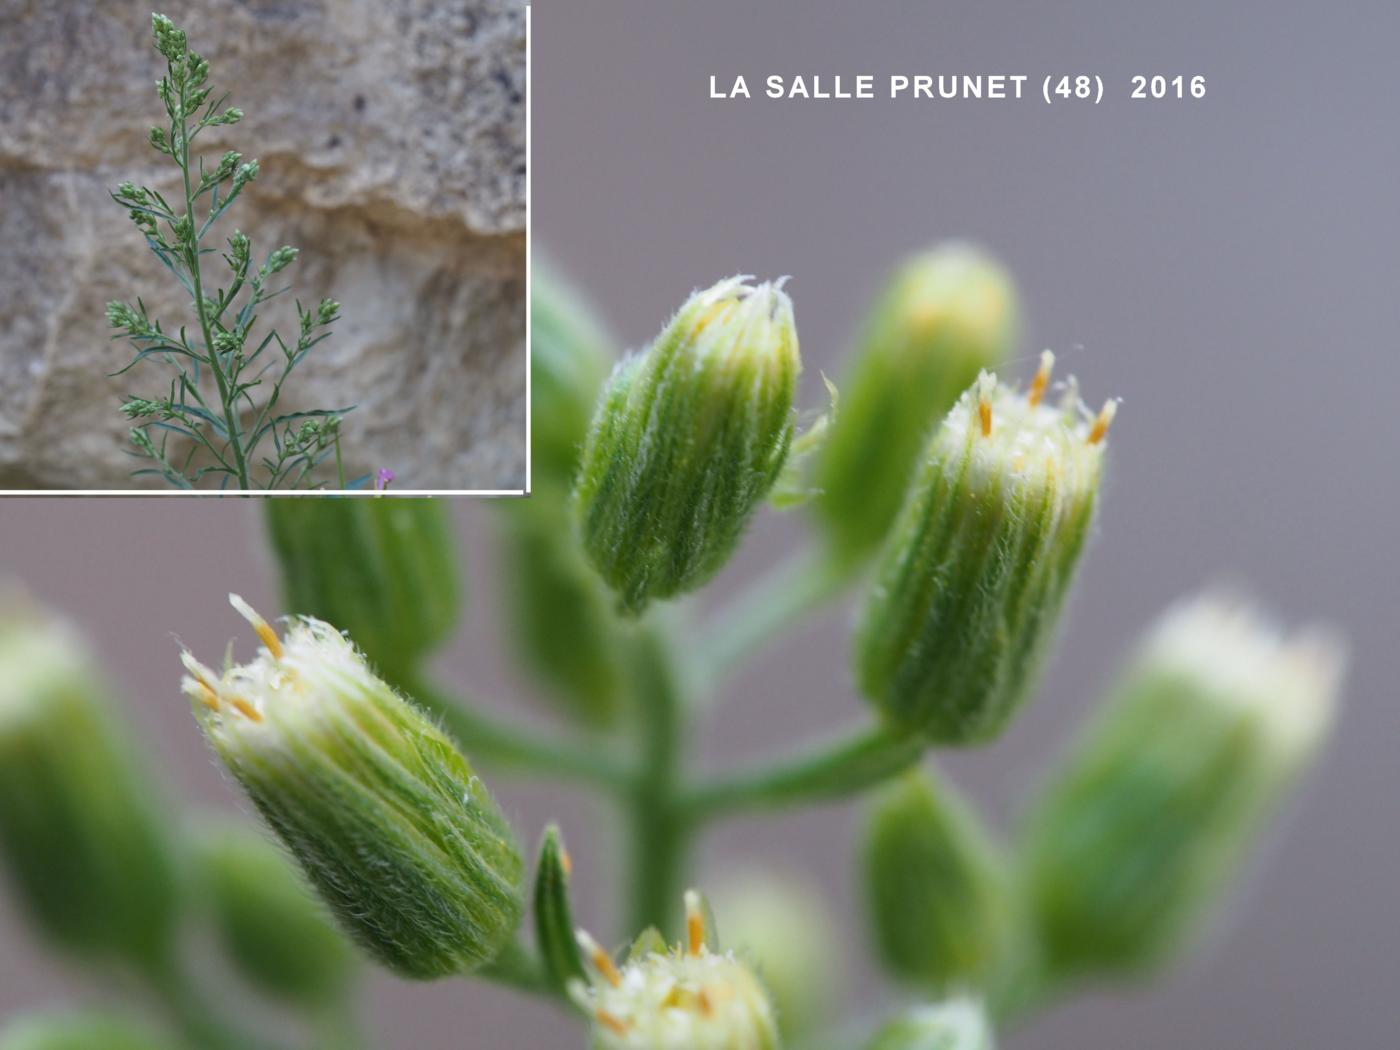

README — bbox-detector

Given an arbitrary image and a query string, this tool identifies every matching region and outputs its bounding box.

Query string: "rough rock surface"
[0,0,526,489]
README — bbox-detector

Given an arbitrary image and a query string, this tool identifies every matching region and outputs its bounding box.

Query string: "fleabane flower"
[571,890,781,1050]
[856,353,1117,743]
[1026,591,1343,977]
[573,275,800,615]
[184,596,522,980]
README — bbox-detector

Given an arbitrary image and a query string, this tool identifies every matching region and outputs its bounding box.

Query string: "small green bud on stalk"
[0,604,180,969]
[573,276,800,615]
[193,820,356,1007]
[1025,593,1343,979]
[500,496,626,727]
[263,498,460,686]
[185,596,523,979]
[856,356,1117,743]
[572,889,781,1049]
[815,244,1018,565]
[864,770,1011,990]
[0,1011,176,1050]
[710,871,839,1041]
[865,999,995,1050]
[532,259,615,485]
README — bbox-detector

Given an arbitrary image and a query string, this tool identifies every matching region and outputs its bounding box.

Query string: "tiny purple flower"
[375,468,396,493]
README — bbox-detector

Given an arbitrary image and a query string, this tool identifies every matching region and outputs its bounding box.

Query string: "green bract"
[572,890,782,1050]
[864,770,1010,990]
[263,497,460,685]
[185,597,523,979]
[573,276,800,615]
[193,820,355,1006]
[856,358,1116,743]
[815,244,1017,565]
[0,606,179,968]
[865,999,995,1050]
[1025,593,1342,978]
[532,259,615,485]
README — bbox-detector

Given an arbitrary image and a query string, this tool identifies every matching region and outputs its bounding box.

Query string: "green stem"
[175,73,250,490]
[625,624,688,937]
[696,545,848,688]
[406,676,630,792]
[143,954,276,1050]
[480,939,558,999]
[681,723,923,823]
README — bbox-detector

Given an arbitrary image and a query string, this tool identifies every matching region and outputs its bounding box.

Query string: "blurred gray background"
[3,0,1399,1047]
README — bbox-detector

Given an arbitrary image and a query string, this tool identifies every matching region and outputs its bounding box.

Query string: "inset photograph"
[0,2,526,492]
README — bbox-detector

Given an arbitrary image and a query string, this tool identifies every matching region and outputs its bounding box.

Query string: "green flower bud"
[1025,593,1343,978]
[0,1011,175,1050]
[263,497,460,685]
[856,358,1117,743]
[500,497,625,726]
[864,770,1011,990]
[193,820,356,1006]
[572,890,781,1049]
[151,14,186,63]
[710,870,838,1041]
[0,603,180,967]
[815,245,1018,565]
[532,824,587,990]
[531,258,614,485]
[574,276,800,615]
[185,596,523,979]
[865,999,995,1050]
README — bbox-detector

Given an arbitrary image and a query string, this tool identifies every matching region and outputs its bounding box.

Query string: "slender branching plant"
[105,15,354,490]
[1,210,1347,1049]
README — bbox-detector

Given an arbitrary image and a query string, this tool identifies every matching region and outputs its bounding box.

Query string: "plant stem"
[175,73,250,490]
[143,953,277,1050]
[480,939,558,999]
[681,723,924,823]
[696,545,849,688]
[625,624,688,937]
[406,677,630,791]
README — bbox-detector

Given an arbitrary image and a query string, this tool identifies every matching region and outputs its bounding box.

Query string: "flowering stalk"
[106,15,353,489]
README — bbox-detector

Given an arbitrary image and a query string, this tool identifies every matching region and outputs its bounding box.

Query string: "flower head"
[185,596,522,979]
[572,890,781,1049]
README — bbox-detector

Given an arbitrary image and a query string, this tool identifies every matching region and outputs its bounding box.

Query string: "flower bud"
[0,1011,175,1050]
[573,276,800,615]
[710,870,838,1041]
[572,889,781,1049]
[185,596,523,979]
[856,358,1116,743]
[864,770,1011,990]
[1025,593,1343,979]
[815,244,1018,565]
[532,258,614,485]
[865,999,995,1050]
[263,497,460,686]
[193,820,355,1006]
[500,497,626,726]
[0,602,180,968]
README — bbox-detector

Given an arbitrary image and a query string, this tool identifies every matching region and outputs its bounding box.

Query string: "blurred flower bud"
[710,870,839,1041]
[186,596,523,979]
[0,1011,175,1050]
[193,820,355,1007]
[499,497,626,727]
[814,244,1018,565]
[573,276,800,615]
[572,889,781,1049]
[856,358,1116,743]
[1025,592,1343,979]
[532,258,614,485]
[864,770,1011,990]
[865,999,995,1050]
[0,602,180,968]
[263,497,460,685]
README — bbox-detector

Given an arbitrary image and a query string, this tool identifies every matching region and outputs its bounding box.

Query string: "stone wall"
[0,0,526,489]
